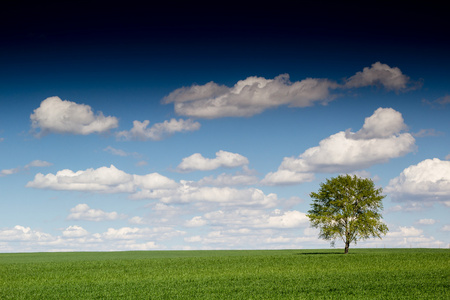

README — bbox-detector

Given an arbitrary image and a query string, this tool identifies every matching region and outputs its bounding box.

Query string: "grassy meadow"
[0,248,448,299]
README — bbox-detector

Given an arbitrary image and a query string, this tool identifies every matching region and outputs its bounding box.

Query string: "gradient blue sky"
[1,1,449,252]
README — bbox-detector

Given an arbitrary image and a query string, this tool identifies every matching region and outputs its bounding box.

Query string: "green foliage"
[0,249,448,299]
[307,175,389,253]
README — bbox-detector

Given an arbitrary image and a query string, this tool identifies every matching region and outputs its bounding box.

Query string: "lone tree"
[307,175,388,254]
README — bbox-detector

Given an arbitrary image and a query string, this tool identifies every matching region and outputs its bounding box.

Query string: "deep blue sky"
[1,1,449,251]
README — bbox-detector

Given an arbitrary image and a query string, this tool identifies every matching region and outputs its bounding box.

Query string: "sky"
[1,1,449,252]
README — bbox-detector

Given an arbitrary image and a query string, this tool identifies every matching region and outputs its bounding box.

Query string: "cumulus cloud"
[0,225,53,241]
[345,62,410,91]
[181,209,314,249]
[386,158,450,203]
[162,63,412,119]
[117,118,200,141]
[264,210,309,228]
[163,74,339,118]
[177,150,249,172]
[26,164,178,193]
[26,164,278,209]
[67,204,123,221]
[350,107,407,139]
[62,225,89,238]
[192,209,309,229]
[356,225,443,248]
[0,225,173,252]
[135,183,279,209]
[263,108,415,185]
[30,96,118,137]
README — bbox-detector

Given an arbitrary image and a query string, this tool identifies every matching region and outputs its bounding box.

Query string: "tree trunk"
[344,240,350,254]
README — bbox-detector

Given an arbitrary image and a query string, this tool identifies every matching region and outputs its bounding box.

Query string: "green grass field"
[0,248,448,299]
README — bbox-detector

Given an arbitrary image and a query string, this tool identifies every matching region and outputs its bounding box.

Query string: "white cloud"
[0,225,53,241]
[351,107,407,139]
[146,184,279,209]
[128,216,146,225]
[264,108,415,185]
[24,160,53,168]
[103,146,140,158]
[442,225,450,232]
[163,74,338,118]
[132,173,179,190]
[117,118,200,141]
[1,160,52,177]
[0,167,20,177]
[261,170,315,186]
[387,226,423,237]
[345,62,410,91]
[67,204,123,222]
[184,235,202,243]
[102,226,184,241]
[121,241,159,250]
[196,172,259,186]
[62,225,89,238]
[193,166,259,187]
[27,165,135,192]
[264,210,309,228]
[30,96,118,137]
[385,202,430,213]
[0,225,173,252]
[185,216,207,227]
[177,150,249,172]
[386,158,450,203]
[26,164,277,209]
[26,164,178,193]
[200,209,309,229]
[356,225,444,249]
[163,63,412,119]
[416,219,437,225]
[181,208,317,249]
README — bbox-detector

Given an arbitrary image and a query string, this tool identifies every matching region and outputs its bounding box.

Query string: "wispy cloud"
[422,95,450,108]
[412,128,444,137]
[103,146,141,158]
[117,118,200,141]
[1,160,52,177]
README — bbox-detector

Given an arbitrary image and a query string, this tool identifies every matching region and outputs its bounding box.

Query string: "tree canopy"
[307,175,388,254]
